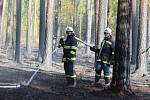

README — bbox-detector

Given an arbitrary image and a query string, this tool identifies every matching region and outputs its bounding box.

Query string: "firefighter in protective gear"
[90,27,115,85]
[58,26,78,87]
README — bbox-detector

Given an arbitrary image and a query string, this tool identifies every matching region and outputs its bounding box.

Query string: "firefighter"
[90,27,115,86]
[58,26,78,87]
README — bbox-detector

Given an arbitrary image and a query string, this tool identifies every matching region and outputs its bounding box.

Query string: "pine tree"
[15,0,22,63]
[38,0,46,62]
[111,0,131,93]
[43,0,54,70]
[135,0,148,76]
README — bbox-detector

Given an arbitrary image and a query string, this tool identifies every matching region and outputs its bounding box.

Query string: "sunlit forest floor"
[0,47,149,100]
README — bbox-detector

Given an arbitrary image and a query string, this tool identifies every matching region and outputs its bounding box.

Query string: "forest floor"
[0,47,149,100]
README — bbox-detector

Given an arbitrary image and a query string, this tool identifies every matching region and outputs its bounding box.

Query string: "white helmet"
[104,27,112,35]
[66,26,73,32]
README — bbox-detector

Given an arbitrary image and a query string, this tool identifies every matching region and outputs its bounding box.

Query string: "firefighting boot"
[66,77,70,86]
[104,77,110,86]
[68,78,76,88]
[95,75,100,83]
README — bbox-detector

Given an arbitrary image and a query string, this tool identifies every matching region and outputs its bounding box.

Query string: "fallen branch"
[141,46,150,54]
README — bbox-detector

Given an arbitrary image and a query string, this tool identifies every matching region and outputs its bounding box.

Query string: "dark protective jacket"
[90,37,115,64]
[62,35,78,61]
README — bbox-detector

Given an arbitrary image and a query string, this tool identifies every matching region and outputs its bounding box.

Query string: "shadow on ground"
[0,66,149,100]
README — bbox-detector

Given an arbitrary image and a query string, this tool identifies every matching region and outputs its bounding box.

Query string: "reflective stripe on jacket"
[63,35,78,61]
[96,37,115,64]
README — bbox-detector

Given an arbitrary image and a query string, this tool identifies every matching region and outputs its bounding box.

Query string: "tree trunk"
[103,0,108,29]
[94,0,100,48]
[129,0,132,63]
[135,0,148,76]
[0,0,3,47]
[26,0,32,55]
[147,5,150,73]
[111,0,130,93]
[72,0,77,30]
[131,0,139,65]
[0,0,2,18]
[107,0,111,26]
[5,0,12,49]
[0,0,6,47]
[55,0,61,50]
[12,0,16,56]
[94,0,108,61]
[94,0,100,63]
[43,0,54,69]
[85,0,92,54]
[79,13,82,40]
[15,0,22,63]
[33,0,37,44]
[38,0,46,62]
[99,0,108,42]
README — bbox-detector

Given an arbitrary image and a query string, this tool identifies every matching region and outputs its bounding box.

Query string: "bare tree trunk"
[85,0,92,54]
[111,0,131,93]
[26,0,32,55]
[72,0,77,30]
[107,0,111,26]
[91,2,95,43]
[94,0,108,61]
[94,0,101,64]
[0,0,2,20]
[43,0,54,69]
[98,0,103,43]
[5,0,12,49]
[12,0,16,57]
[0,0,3,47]
[146,4,150,73]
[33,0,37,44]
[136,0,148,76]
[0,0,6,47]
[99,0,108,42]
[79,13,82,40]
[131,0,139,65]
[55,0,61,49]
[103,0,108,29]
[94,0,100,48]
[38,0,46,62]
[15,0,22,63]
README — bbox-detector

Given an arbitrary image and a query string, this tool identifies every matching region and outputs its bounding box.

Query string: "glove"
[59,38,64,44]
[90,46,96,51]
[57,44,62,48]
[58,38,64,47]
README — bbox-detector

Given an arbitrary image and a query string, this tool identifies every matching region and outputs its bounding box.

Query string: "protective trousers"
[64,60,76,87]
[95,62,110,84]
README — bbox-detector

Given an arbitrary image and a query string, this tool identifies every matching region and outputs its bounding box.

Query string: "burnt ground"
[0,48,149,100]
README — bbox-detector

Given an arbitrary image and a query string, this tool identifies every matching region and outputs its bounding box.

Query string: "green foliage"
[21,0,40,46]
[3,0,118,46]
[61,0,86,27]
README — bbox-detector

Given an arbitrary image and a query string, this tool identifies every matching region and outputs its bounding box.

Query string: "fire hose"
[75,36,92,47]
[21,47,59,86]
[75,36,105,55]
[22,37,97,87]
